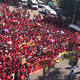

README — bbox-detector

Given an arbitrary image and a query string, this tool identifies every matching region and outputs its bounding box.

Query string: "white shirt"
[70,66,76,72]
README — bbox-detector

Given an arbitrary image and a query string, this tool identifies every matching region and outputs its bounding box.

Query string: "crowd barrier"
[31,50,80,74]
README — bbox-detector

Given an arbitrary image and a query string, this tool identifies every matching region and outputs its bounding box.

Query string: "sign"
[56,51,77,62]
[32,58,52,73]
[31,50,79,74]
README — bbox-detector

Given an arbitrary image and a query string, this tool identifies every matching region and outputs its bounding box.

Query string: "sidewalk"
[30,59,80,80]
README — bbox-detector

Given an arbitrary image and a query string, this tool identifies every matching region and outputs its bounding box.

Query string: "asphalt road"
[31,59,80,80]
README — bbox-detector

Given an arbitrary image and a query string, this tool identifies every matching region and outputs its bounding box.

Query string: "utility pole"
[72,9,76,24]
[72,0,79,24]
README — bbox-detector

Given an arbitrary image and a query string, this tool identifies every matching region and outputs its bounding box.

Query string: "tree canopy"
[58,0,80,21]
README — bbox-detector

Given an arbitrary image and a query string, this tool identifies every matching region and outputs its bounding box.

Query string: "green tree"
[75,0,80,20]
[58,0,80,22]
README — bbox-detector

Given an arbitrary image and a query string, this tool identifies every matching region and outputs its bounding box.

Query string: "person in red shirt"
[74,55,79,66]
[19,72,25,80]
[27,65,31,80]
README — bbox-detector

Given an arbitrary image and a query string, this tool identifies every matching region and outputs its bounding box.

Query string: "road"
[31,59,80,80]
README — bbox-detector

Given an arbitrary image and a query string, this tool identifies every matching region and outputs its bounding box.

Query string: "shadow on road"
[68,59,74,67]
[38,11,43,14]
[75,71,80,75]
[65,66,72,70]
[46,66,68,80]
[35,66,68,80]
[34,76,42,80]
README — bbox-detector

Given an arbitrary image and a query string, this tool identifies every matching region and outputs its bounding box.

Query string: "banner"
[56,51,77,62]
[75,32,80,44]
[31,50,80,74]
[32,58,52,73]
[31,55,58,73]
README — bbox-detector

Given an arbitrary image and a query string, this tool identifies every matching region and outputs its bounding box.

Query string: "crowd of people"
[0,3,80,80]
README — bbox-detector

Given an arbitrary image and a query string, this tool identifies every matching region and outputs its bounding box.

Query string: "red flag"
[75,32,80,44]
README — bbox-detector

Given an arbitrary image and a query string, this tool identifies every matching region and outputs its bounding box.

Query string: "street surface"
[31,59,80,80]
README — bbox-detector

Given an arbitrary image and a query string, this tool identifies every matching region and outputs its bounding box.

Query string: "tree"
[75,0,80,20]
[58,0,80,22]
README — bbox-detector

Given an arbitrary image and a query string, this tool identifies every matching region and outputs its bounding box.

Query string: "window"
[32,3,37,5]
[22,1,27,3]
[39,3,44,5]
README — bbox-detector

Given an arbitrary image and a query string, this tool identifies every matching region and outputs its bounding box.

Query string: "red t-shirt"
[27,66,31,74]
[19,74,25,80]
[74,57,79,62]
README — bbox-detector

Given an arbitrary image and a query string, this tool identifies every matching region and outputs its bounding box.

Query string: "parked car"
[20,0,28,6]
[42,5,51,13]
[46,9,57,17]
[51,5,60,13]
[29,0,38,10]
[36,0,44,8]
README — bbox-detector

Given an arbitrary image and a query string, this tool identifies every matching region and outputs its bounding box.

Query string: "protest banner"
[56,52,65,62]
[31,50,79,74]
[56,51,77,62]
[32,58,52,73]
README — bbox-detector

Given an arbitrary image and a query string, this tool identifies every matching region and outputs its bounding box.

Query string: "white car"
[42,5,51,13]
[29,0,38,10]
[46,9,57,17]
[36,0,44,8]
[20,0,28,6]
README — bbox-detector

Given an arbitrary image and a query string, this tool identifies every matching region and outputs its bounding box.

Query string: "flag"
[75,32,80,44]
